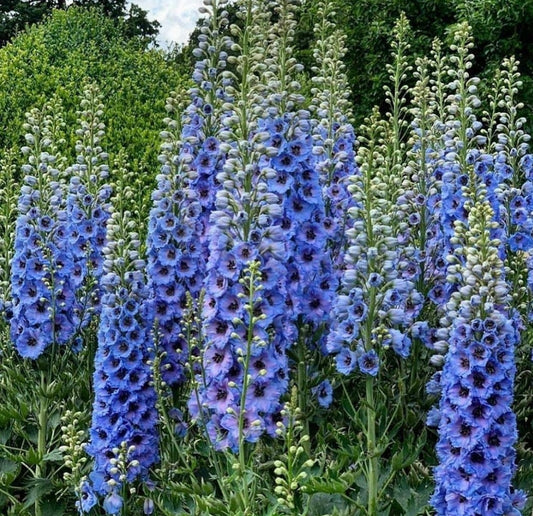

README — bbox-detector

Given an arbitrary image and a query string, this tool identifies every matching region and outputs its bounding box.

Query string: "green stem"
[237,263,259,514]
[120,481,127,516]
[296,330,310,454]
[366,377,378,516]
[35,372,48,516]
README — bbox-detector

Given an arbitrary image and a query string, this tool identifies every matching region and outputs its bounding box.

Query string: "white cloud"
[131,0,205,46]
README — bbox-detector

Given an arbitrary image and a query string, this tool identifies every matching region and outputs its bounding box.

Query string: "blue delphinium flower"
[310,0,357,272]
[146,0,231,387]
[312,379,333,408]
[65,84,112,328]
[430,192,525,515]
[82,166,158,512]
[189,0,291,450]
[327,110,422,375]
[10,105,80,358]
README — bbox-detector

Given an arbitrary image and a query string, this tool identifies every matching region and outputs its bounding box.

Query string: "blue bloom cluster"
[65,85,112,329]
[425,149,487,312]
[265,110,334,343]
[310,4,357,272]
[10,107,80,358]
[81,201,159,513]
[146,0,231,387]
[327,117,423,375]
[188,1,292,450]
[430,198,525,516]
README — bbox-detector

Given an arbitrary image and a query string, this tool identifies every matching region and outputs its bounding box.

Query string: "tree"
[0,7,186,179]
[0,0,160,47]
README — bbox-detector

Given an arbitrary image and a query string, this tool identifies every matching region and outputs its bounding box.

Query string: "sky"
[132,0,205,46]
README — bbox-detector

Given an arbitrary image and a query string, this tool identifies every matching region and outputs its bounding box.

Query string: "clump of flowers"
[190,0,290,449]
[430,190,525,515]
[0,149,18,320]
[10,103,80,358]
[259,0,335,344]
[327,110,421,374]
[478,57,533,317]
[146,0,231,387]
[327,17,422,375]
[310,0,357,271]
[65,83,112,329]
[80,162,158,514]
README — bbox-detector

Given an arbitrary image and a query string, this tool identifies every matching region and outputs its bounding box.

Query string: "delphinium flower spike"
[423,24,491,359]
[309,0,357,271]
[479,58,533,318]
[327,109,421,376]
[259,0,335,347]
[431,184,526,515]
[328,16,422,373]
[399,55,441,298]
[327,19,422,514]
[80,158,158,514]
[146,0,232,387]
[191,0,290,449]
[10,102,80,358]
[0,149,18,320]
[65,83,112,332]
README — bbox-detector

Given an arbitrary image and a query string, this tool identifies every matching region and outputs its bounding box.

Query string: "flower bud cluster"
[430,197,525,515]
[10,105,79,358]
[82,170,158,513]
[65,83,112,328]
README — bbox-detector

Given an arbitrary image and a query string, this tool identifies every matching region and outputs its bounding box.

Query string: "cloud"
[131,0,204,46]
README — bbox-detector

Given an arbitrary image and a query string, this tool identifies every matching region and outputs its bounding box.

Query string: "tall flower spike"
[327,108,422,374]
[399,55,441,300]
[146,0,232,387]
[66,83,112,331]
[191,0,290,449]
[10,102,79,358]
[480,58,533,318]
[81,158,158,514]
[257,0,335,345]
[431,187,525,515]
[423,25,489,358]
[328,17,422,373]
[0,149,18,320]
[309,0,357,274]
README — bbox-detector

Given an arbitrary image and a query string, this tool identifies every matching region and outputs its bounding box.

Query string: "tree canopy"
[0,6,186,178]
[0,0,160,46]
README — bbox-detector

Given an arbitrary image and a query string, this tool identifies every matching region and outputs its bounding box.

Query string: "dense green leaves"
[0,7,186,182]
[0,0,160,47]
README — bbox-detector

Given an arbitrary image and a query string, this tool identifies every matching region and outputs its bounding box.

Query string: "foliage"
[0,0,160,47]
[0,6,186,185]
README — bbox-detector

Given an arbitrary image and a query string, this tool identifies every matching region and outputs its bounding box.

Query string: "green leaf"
[0,427,11,445]
[41,498,66,516]
[307,493,349,516]
[23,478,54,509]
[42,449,63,463]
